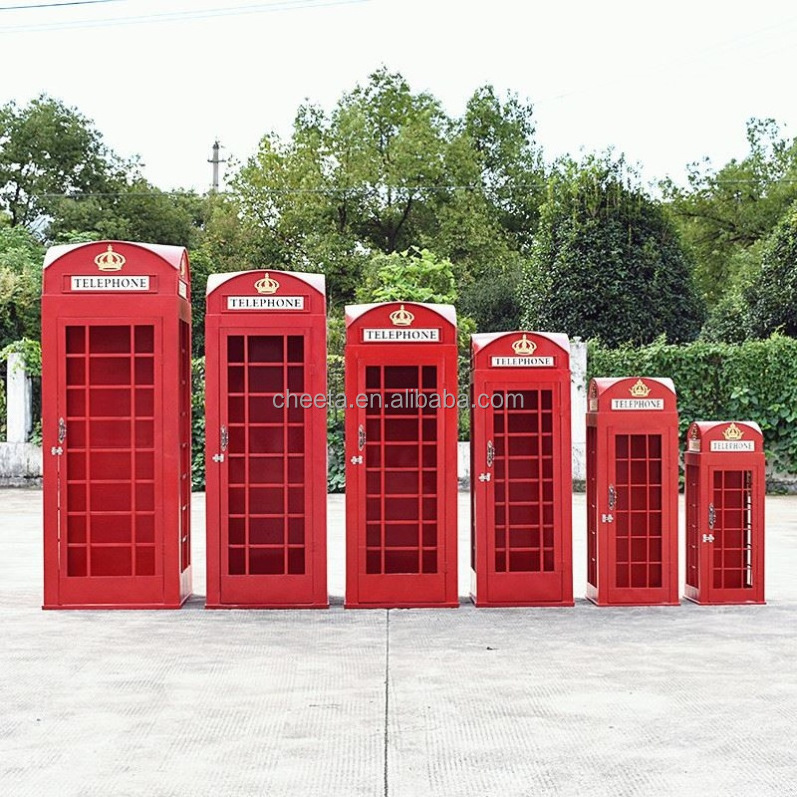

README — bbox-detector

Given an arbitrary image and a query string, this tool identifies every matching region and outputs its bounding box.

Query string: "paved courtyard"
[1,489,796,796]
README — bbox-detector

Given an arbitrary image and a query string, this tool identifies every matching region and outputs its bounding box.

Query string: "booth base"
[585,596,680,607]
[684,595,766,607]
[205,602,330,610]
[470,594,575,608]
[344,601,459,610]
[43,596,191,610]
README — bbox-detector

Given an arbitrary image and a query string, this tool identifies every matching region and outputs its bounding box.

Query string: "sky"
[2,0,797,194]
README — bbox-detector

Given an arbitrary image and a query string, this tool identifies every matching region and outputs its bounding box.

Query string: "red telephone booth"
[684,421,765,605]
[470,331,574,607]
[204,269,327,609]
[344,302,458,608]
[586,377,679,606]
[42,241,192,609]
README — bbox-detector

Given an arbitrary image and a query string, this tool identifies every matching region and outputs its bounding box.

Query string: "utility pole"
[208,139,227,192]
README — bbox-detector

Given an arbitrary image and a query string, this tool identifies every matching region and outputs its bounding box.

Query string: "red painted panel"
[345,302,458,608]
[204,270,327,608]
[470,332,573,606]
[683,422,765,605]
[585,377,679,606]
[42,241,192,609]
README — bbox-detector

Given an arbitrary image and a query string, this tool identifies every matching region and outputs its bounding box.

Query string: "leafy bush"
[191,357,206,490]
[746,201,797,337]
[522,155,704,346]
[588,334,797,474]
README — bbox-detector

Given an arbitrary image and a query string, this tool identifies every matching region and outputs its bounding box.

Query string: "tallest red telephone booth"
[42,241,192,609]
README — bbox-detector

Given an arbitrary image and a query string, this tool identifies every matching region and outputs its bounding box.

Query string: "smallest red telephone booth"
[586,377,679,606]
[470,331,573,607]
[684,421,765,605]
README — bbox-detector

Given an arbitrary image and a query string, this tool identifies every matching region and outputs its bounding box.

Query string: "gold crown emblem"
[254,272,280,294]
[389,304,414,326]
[512,334,537,356]
[723,422,744,441]
[94,244,125,272]
[629,379,651,398]
[689,425,699,440]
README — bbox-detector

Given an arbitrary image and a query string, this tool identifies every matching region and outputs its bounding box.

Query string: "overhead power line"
[0,0,123,10]
[0,0,369,32]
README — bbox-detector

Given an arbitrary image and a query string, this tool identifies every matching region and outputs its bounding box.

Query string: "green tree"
[663,118,797,308]
[745,201,797,337]
[521,154,704,346]
[356,247,456,303]
[0,95,115,229]
[212,69,545,316]
[49,177,205,249]
[0,225,44,347]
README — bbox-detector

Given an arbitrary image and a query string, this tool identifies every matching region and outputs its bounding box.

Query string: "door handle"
[213,425,228,463]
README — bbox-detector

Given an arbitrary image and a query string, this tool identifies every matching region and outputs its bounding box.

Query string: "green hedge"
[588,335,797,474]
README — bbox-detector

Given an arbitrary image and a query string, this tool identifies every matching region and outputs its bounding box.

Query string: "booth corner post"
[470,331,574,607]
[204,269,328,609]
[344,302,458,609]
[42,241,192,609]
[684,421,765,606]
[585,377,680,607]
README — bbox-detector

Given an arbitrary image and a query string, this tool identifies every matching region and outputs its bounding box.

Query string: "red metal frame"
[42,241,192,609]
[204,270,327,609]
[344,302,458,608]
[585,377,679,606]
[684,421,765,605]
[470,332,574,607]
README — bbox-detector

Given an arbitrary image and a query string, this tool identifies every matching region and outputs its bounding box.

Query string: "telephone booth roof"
[205,269,326,315]
[472,331,570,368]
[589,376,677,413]
[345,301,457,345]
[43,240,190,297]
[687,421,763,450]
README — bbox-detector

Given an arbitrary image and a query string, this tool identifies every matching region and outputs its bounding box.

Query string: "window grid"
[225,334,306,577]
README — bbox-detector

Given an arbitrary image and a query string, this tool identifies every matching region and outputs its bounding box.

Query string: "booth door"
[705,467,757,603]
[214,330,316,605]
[480,381,567,604]
[56,319,164,606]
[605,428,669,603]
[352,356,449,605]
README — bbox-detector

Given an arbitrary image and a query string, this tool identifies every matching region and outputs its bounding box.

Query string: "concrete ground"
[1,490,796,797]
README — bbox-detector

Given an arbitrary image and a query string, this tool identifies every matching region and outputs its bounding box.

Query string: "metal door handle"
[486,440,495,468]
[708,503,715,530]
[58,417,66,444]
[220,425,228,452]
[608,484,616,510]
[358,424,366,451]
